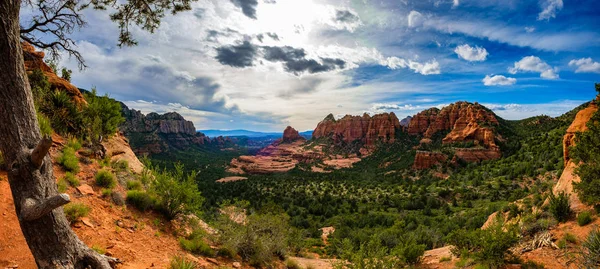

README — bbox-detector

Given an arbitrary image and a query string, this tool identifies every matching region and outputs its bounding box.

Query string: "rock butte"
[282,126,305,143]
[312,112,401,146]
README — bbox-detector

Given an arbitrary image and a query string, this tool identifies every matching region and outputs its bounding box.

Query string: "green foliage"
[63,203,90,224]
[61,68,72,82]
[101,188,113,197]
[578,211,594,226]
[169,256,197,269]
[549,192,571,222]
[218,213,291,266]
[126,190,157,211]
[580,228,600,268]
[57,179,68,193]
[63,172,80,187]
[520,261,545,269]
[82,88,125,143]
[112,159,129,172]
[151,163,204,219]
[95,169,116,189]
[572,89,600,206]
[179,230,214,256]
[37,111,53,136]
[57,147,79,173]
[285,259,301,269]
[564,233,578,244]
[66,138,82,151]
[334,238,401,269]
[449,218,519,269]
[126,180,143,191]
[91,245,106,255]
[394,238,426,265]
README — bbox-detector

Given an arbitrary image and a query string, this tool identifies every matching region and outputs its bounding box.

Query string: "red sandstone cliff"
[22,42,86,105]
[554,99,598,211]
[413,151,447,169]
[312,112,401,146]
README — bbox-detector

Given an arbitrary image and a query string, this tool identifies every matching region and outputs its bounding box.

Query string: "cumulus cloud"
[230,0,259,19]
[330,9,362,32]
[407,11,425,28]
[538,0,563,21]
[525,27,535,33]
[509,56,559,79]
[453,0,459,7]
[482,75,517,86]
[569,58,600,74]
[454,44,488,62]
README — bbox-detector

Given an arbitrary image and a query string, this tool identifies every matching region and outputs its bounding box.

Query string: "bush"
[63,172,80,187]
[549,192,571,222]
[95,169,116,189]
[57,147,79,173]
[126,190,156,211]
[179,231,214,257]
[63,203,90,224]
[151,163,203,219]
[449,218,519,269]
[578,211,594,226]
[285,259,301,269]
[218,213,290,266]
[580,228,600,268]
[564,233,577,244]
[112,159,129,172]
[126,180,143,191]
[66,138,82,151]
[82,88,125,143]
[37,111,52,136]
[57,179,68,193]
[394,238,426,265]
[169,256,197,269]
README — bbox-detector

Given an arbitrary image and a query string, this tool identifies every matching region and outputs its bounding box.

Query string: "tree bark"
[0,0,113,268]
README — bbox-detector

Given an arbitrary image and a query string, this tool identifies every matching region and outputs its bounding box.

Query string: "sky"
[22,0,600,132]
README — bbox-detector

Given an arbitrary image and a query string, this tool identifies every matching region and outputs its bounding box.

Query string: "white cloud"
[538,0,563,21]
[383,57,441,75]
[525,27,535,33]
[509,56,559,79]
[482,75,517,86]
[569,58,600,74]
[483,100,586,120]
[407,11,425,28]
[454,44,488,62]
[453,0,459,7]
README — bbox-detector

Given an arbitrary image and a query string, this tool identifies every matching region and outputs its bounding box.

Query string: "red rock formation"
[408,102,502,163]
[554,100,598,212]
[413,151,447,169]
[282,126,304,143]
[22,42,86,105]
[312,112,400,146]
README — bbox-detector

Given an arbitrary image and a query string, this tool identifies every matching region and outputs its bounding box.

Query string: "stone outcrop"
[120,103,229,155]
[400,116,412,128]
[408,102,502,164]
[413,151,447,169]
[312,112,401,146]
[22,42,86,105]
[282,126,304,143]
[553,100,598,212]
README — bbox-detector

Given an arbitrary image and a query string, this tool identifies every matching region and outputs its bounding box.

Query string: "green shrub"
[37,111,52,136]
[520,260,545,269]
[394,238,426,265]
[57,147,79,173]
[82,88,125,143]
[126,180,143,191]
[101,188,113,197]
[577,211,594,226]
[126,190,156,211]
[66,138,82,151]
[169,256,197,269]
[564,233,577,244]
[42,90,83,135]
[57,179,68,193]
[439,256,451,262]
[557,239,567,249]
[179,231,214,257]
[112,159,129,172]
[549,192,571,223]
[151,163,204,219]
[91,245,106,255]
[63,203,90,224]
[95,169,116,189]
[580,228,600,268]
[216,246,236,259]
[449,219,519,269]
[63,172,80,187]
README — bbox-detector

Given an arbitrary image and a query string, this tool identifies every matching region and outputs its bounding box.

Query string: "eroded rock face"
[312,112,401,146]
[554,100,598,212]
[282,126,304,143]
[413,151,447,169]
[120,103,229,154]
[408,102,501,164]
[22,42,86,105]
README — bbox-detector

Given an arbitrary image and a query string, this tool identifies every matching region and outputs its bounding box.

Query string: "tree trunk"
[0,1,113,268]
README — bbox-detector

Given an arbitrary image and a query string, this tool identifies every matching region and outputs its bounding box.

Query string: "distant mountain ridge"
[200,129,313,138]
